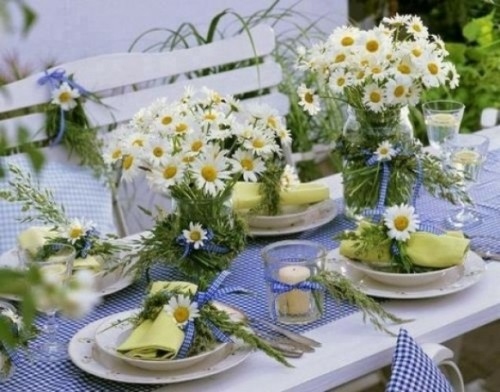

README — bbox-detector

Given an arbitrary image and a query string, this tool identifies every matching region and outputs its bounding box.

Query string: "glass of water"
[422,100,465,153]
[446,134,489,229]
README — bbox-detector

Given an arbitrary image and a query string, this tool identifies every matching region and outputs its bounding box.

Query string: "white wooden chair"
[0,24,290,236]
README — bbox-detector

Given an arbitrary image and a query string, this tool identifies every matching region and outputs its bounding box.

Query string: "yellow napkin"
[340,223,469,268]
[73,255,102,272]
[117,311,184,360]
[232,181,330,211]
[117,281,198,360]
[17,226,57,256]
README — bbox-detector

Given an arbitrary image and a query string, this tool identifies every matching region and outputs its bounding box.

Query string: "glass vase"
[341,106,415,220]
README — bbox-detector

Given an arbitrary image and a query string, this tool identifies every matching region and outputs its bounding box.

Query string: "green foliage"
[0,0,37,35]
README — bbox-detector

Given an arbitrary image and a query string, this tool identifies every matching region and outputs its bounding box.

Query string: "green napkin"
[117,281,198,360]
[73,255,103,272]
[117,310,184,360]
[340,223,470,268]
[232,181,330,211]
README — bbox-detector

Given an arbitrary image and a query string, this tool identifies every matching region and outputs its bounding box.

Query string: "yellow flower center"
[201,165,217,182]
[366,40,379,53]
[411,48,422,57]
[189,231,202,241]
[371,66,382,75]
[241,158,254,171]
[379,147,389,155]
[163,166,177,179]
[394,216,409,231]
[394,86,405,98]
[412,23,422,33]
[369,91,381,103]
[122,155,134,170]
[356,70,365,80]
[334,53,346,63]
[341,36,354,46]
[360,59,369,67]
[173,307,190,323]
[397,63,411,74]
[132,139,144,147]
[69,227,83,239]
[183,155,195,163]
[267,117,278,129]
[153,147,164,157]
[204,113,217,121]
[252,139,265,149]
[58,91,72,103]
[191,140,203,152]
[427,63,439,75]
[161,116,173,125]
[304,92,314,104]
[111,149,122,160]
[175,123,188,133]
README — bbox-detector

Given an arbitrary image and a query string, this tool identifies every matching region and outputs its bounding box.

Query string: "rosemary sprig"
[0,164,67,225]
[253,161,284,216]
[311,270,411,336]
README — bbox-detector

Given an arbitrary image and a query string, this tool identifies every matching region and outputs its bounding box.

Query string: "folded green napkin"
[116,310,184,360]
[232,181,330,211]
[17,226,57,256]
[340,223,470,268]
[117,280,198,360]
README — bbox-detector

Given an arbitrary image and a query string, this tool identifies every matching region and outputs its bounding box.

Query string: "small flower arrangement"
[296,14,459,119]
[337,204,470,273]
[104,87,291,284]
[0,164,127,269]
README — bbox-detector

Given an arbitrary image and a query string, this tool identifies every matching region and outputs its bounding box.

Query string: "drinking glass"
[19,243,75,361]
[422,100,465,153]
[446,134,489,229]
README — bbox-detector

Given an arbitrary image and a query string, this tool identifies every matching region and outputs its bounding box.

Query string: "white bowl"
[95,309,230,371]
[343,258,461,287]
[247,199,334,229]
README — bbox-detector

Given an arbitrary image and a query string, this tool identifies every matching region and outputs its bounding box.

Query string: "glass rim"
[421,100,465,112]
[261,239,327,258]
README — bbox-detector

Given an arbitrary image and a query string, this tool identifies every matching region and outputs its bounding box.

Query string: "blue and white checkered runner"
[386,329,452,392]
[4,149,500,391]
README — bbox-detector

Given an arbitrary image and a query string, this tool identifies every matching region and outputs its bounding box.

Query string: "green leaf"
[444,42,467,64]
[20,3,37,35]
[463,12,494,46]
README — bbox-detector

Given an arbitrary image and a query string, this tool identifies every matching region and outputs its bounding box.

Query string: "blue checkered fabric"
[386,329,453,392]
[3,148,500,391]
[0,153,117,253]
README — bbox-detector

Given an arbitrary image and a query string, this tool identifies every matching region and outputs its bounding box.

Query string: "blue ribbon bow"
[37,68,89,145]
[176,228,229,258]
[268,279,323,294]
[176,271,249,358]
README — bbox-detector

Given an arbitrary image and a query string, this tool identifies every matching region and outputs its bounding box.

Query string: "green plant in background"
[128,0,344,180]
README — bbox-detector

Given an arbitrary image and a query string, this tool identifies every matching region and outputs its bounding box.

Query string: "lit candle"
[277,265,311,315]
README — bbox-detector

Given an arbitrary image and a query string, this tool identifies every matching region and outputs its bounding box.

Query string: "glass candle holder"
[261,240,326,325]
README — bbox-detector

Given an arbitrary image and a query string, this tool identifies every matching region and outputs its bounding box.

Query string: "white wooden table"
[154,127,500,392]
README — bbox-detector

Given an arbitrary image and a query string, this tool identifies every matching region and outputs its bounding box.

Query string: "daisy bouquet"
[296,15,467,215]
[337,204,470,273]
[104,87,291,285]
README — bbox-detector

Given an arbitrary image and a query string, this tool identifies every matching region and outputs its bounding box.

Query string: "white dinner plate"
[94,309,229,371]
[326,248,486,299]
[69,317,252,384]
[249,198,338,237]
[0,248,134,299]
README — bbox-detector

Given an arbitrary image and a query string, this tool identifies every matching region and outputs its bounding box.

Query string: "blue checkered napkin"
[386,329,453,392]
[0,153,117,254]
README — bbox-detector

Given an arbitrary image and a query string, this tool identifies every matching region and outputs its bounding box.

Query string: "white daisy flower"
[182,222,209,250]
[405,15,429,39]
[384,77,411,105]
[61,288,101,319]
[62,217,94,244]
[164,294,200,327]
[232,149,266,182]
[362,83,385,113]
[51,82,80,111]
[147,157,186,191]
[328,25,361,48]
[143,136,172,167]
[297,84,321,115]
[375,141,397,161]
[191,153,231,196]
[328,69,352,93]
[153,105,178,134]
[418,53,447,88]
[275,127,292,146]
[382,13,411,26]
[120,153,141,182]
[384,204,420,242]
[124,132,148,151]
[243,128,278,157]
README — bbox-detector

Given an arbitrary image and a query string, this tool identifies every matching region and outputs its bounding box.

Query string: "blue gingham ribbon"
[79,227,99,258]
[176,228,229,258]
[37,68,89,145]
[177,271,249,358]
